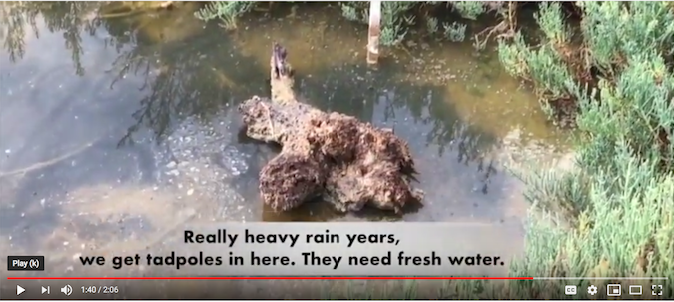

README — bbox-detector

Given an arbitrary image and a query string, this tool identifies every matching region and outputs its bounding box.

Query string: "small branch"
[0,139,100,179]
[269,42,296,105]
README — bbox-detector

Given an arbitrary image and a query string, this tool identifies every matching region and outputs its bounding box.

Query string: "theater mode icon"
[629,285,642,295]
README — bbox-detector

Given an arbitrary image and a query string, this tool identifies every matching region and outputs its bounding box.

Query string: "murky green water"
[0,2,570,274]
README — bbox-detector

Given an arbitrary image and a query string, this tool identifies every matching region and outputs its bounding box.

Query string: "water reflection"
[0,2,567,271]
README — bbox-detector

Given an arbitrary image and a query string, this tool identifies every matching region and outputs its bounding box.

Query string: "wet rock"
[239,43,423,214]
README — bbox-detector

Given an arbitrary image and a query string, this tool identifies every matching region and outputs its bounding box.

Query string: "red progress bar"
[7,277,533,280]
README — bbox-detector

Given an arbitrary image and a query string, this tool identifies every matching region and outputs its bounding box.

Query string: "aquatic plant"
[339,3,361,22]
[426,16,438,34]
[191,2,496,46]
[377,2,415,46]
[451,1,486,20]
[337,1,479,46]
[442,21,467,42]
[194,1,256,30]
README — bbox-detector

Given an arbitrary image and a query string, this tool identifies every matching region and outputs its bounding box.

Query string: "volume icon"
[60,285,72,296]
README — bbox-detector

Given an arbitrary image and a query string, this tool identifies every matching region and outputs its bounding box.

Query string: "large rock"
[238,43,423,214]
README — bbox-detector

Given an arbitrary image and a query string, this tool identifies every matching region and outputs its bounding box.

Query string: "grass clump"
[339,1,416,46]
[338,1,499,45]
[442,21,467,42]
[194,1,256,30]
[194,2,499,46]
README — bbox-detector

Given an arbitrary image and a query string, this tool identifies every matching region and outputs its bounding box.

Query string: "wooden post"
[366,0,381,65]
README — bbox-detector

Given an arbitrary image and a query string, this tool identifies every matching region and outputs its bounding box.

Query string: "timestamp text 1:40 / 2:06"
[81,286,119,294]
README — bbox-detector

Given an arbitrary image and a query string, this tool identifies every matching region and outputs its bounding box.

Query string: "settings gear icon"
[587,285,598,296]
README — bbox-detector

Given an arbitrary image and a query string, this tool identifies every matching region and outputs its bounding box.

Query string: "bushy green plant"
[426,16,438,34]
[194,1,256,30]
[452,1,485,20]
[339,3,362,22]
[496,1,674,298]
[193,2,480,45]
[443,21,467,42]
[374,1,415,46]
[337,1,476,46]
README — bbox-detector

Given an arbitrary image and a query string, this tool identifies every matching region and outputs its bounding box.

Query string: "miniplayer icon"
[607,284,621,296]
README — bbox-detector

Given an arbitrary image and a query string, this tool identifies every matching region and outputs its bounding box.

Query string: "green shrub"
[194,1,257,30]
[195,1,484,45]
[496,1,674,298]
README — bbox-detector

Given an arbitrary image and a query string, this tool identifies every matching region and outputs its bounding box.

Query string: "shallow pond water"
[0,2,570,277]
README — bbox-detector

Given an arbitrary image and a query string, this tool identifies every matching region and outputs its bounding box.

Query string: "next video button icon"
[7,255,45,271]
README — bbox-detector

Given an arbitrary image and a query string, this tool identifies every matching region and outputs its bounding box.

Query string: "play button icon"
[16,285,25,296]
